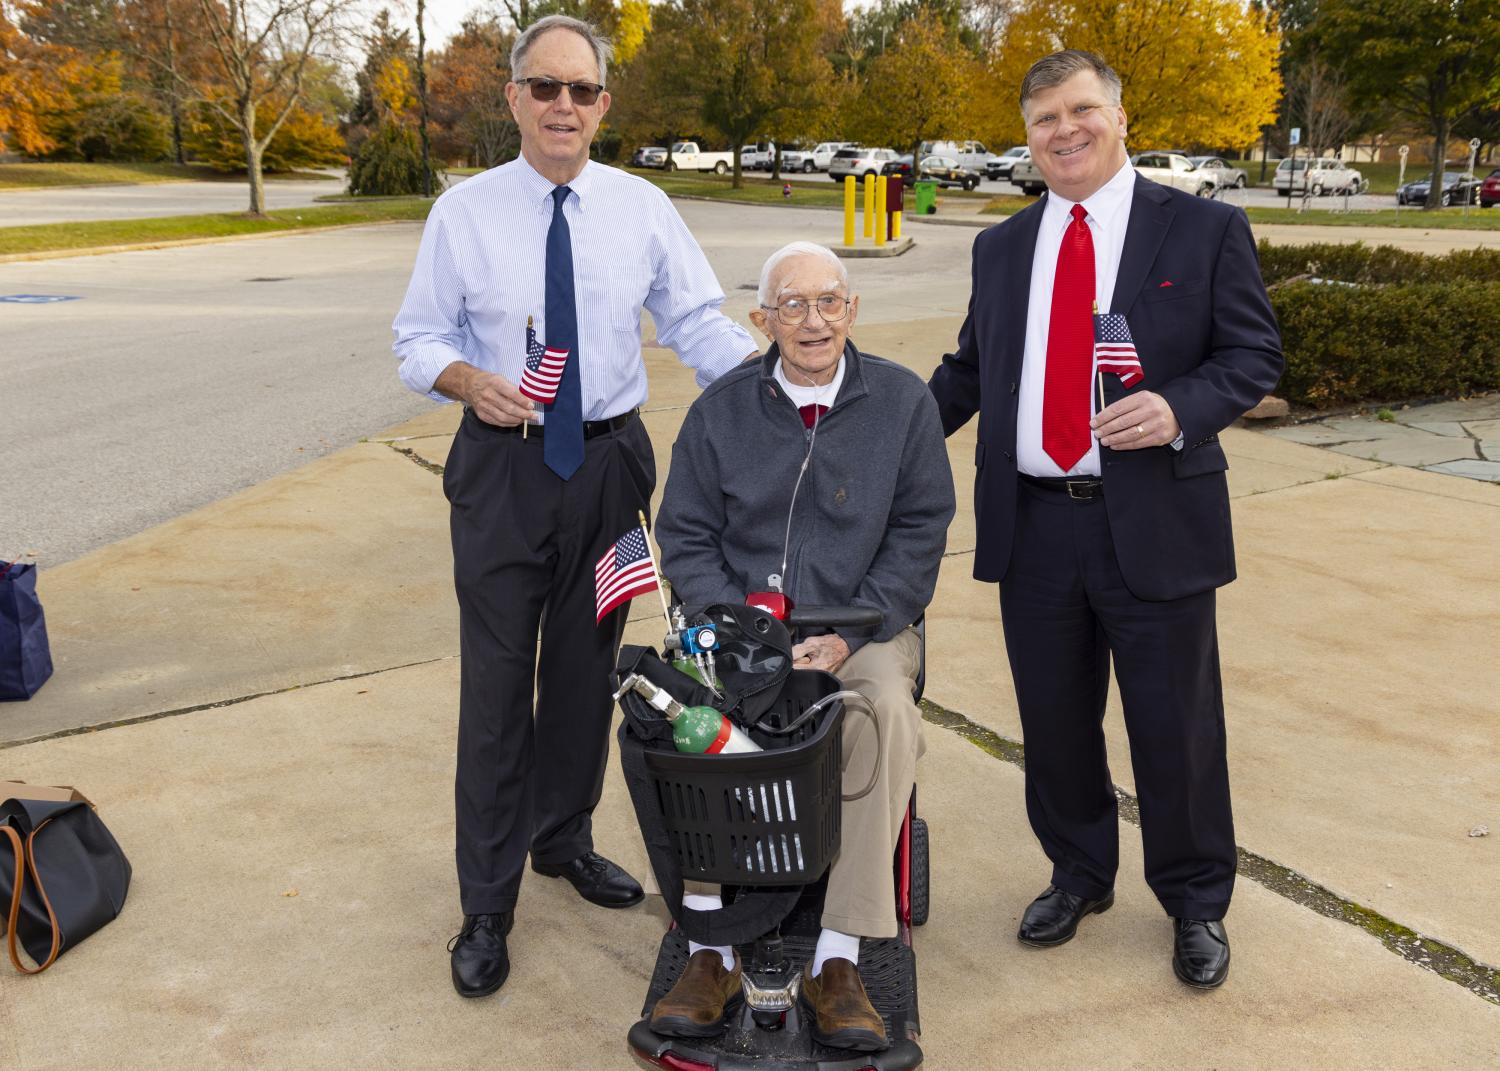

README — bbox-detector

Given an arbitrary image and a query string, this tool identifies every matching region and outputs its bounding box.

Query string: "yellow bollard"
[863,173,875,238]
[892,210,902,241]
[875,175,887,246]
[844,176,856,247]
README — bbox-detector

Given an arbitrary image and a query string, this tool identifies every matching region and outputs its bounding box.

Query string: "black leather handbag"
[1,789,131,974]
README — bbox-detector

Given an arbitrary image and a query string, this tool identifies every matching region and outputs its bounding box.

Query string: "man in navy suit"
[927,50,1282,989]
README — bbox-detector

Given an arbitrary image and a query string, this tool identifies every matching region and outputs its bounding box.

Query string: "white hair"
[510,15,613,86]
[756,242,849,307]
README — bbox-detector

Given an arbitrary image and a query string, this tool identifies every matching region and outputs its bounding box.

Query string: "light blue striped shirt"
[392,156,755,420]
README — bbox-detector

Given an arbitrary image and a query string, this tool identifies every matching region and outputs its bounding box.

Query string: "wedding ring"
[1136,424,1145,437]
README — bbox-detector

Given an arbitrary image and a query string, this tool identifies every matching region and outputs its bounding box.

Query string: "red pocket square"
[1158,280,1175,288]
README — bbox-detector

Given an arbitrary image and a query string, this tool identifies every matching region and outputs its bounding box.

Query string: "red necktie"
[799,403,828,428]
[1042,204,1096,471]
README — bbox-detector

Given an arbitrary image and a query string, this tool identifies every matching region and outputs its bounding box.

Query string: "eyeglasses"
[515,77,604,107]
[760,294,850,326]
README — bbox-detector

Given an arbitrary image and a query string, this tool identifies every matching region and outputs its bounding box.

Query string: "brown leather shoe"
[800,959,889,1052]
[648,950,742,1038]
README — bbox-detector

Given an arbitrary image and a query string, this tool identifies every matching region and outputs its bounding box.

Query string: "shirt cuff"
[397,342,465,403]
[1170,431,1185,451]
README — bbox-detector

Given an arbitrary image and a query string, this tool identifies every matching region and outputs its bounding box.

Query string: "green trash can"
[915,180,938,215]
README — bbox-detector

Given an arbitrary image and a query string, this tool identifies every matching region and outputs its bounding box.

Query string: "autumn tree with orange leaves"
[0,0,87,154]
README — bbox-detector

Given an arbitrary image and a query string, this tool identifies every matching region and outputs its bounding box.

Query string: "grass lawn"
[0,162,339,190]
[0,201,431,256]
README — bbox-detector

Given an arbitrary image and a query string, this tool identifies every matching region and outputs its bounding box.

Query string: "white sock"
[684,893,735,971]
[811,927,860,977]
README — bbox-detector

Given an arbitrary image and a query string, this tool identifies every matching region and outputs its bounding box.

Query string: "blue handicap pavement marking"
[0,294,83,304]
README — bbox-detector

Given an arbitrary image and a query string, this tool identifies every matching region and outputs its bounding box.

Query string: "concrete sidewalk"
[3,326,1498,1068]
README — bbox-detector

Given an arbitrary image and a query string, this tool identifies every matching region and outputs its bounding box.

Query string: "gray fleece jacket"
[656,342,955,653]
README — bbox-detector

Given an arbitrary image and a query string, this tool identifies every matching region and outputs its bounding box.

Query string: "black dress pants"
[999,479,1236,920]
[444,408,656,915]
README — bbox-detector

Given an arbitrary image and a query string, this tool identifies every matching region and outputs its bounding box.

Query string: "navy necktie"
[544,185,583,480]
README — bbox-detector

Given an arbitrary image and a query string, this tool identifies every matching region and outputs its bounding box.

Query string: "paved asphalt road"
[0,176,350,227]
[0,201,977,567]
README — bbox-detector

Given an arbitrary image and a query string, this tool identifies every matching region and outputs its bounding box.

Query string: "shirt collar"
[760,341,866,411]
[514,153,596,210]
[774,354,846,406]
[1044,159,1136,231]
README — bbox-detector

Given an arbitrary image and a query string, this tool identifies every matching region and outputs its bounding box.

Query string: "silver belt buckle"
[1066,480,1093,501]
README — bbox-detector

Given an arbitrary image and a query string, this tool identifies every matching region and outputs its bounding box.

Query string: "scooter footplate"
[636,929,921,1070]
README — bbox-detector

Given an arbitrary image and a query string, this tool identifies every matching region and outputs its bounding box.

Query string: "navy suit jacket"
[928,175,1284,601]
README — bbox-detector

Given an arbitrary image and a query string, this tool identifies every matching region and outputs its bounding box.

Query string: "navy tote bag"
[0,561,53,700]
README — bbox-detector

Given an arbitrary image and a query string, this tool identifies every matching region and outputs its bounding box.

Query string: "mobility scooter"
[614,602,929,1071]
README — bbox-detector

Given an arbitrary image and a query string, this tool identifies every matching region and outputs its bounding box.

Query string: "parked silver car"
[1273,157,1367,197]
[1131,152,1218,196]
[1188,156,1248,188]
[828,147,899,181]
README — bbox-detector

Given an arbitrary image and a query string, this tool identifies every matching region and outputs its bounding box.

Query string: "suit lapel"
[1110,176,1174,317]
[1004,194,1046,368]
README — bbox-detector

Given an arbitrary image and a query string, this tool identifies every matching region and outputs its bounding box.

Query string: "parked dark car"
[915,155,981,190]
[1481,169,1500,208]
[1188,156,1248,188]
[1397,170,1481,207]
[881,154,914,181]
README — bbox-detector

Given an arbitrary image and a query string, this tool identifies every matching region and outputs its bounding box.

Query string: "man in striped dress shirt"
[391,14,757,999]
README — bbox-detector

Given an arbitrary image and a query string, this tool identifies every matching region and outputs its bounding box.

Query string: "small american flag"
[1093,313,1144,388]
[595,524,659,623]
[519,317,569,404]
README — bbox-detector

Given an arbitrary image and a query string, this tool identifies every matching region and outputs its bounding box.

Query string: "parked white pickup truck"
[781,141,857,173]
[661,141,735,174]
[1008,158,1048,196]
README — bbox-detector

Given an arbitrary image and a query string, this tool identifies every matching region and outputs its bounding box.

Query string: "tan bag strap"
[2,820,62,974]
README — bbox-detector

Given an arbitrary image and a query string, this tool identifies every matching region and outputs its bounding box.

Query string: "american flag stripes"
[1093,312,1144,388]
[595,524,659,623]
[519,317,569,404]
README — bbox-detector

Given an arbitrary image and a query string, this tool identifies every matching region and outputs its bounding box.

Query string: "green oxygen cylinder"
[671,656,707,686]
[618,674,761,755]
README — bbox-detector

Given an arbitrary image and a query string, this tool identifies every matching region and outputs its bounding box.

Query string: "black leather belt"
[1019,473,1105,500]
[467,407,638,439]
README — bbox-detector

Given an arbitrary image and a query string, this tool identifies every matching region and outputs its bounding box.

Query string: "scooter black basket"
[626,669,845,887]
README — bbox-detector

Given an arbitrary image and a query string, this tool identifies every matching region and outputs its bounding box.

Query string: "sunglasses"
[515,77,604,107]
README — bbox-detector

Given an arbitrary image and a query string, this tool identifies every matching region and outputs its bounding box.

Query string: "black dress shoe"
[1017,884,1115,947]
[531,850,644,908]
[1172,918,1230,989]
[449,911,514,998]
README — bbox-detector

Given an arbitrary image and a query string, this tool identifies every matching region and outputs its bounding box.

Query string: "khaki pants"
[681,627,924,940]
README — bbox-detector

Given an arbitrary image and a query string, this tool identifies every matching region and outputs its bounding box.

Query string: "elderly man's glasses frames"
[515,77,604,106]
[760,294,850,326]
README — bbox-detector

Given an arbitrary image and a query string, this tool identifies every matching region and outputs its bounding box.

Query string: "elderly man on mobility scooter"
[652,241,956,1052]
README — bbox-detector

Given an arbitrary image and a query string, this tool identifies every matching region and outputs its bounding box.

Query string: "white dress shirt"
[774,356,845,411]
[392,156,755,421]
[1016,160,1136,478]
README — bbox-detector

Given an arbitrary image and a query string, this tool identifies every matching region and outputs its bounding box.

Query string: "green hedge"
[1253,242,1500,407]
[1270,279,1500,407]
[1257,241,1500,286]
